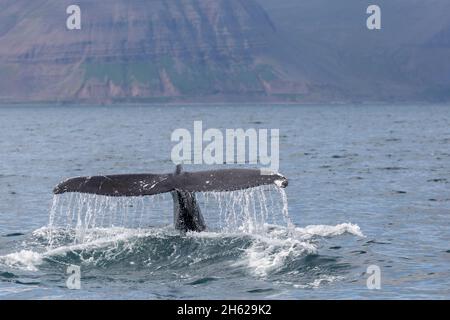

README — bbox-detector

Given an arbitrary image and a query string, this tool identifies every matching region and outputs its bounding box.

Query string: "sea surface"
[0,104,449,299]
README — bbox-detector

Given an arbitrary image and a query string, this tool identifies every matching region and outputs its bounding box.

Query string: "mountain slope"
[0,0,310,103]
[0,0,449,103]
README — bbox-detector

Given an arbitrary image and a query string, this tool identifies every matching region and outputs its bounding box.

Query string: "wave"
[235,223,363,277]
[0,187,364,289]
[0,250,43,272]
[0,223,363,285]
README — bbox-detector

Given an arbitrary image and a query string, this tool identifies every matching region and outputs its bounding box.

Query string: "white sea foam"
[0,227,173,271]
[293,275,344,289]
[236,223,364,278]
[0,250,43,271]
[0,221,364,276]
[293,223,364,239]
[236,237,317,277]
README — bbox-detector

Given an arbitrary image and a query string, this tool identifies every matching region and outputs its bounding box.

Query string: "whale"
[53,165,288,232]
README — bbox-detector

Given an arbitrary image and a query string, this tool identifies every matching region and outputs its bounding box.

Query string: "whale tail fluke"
[53,166,288,197]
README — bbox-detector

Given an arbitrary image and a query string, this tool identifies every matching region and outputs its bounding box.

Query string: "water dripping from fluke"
[46,185,292,247]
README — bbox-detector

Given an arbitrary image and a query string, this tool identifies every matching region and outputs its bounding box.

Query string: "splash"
[0,250,43,272]
[234,223,364,278]
[0,185,364,288]
[0,223,364,278]
[47,185,291,246]
[47,192,173,246]
[196,185,292,234]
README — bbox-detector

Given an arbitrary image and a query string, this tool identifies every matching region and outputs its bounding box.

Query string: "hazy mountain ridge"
[0,0,449,103]
[257,0,450,102]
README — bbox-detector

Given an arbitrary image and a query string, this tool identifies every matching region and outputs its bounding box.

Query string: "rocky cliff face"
[0,0,449,103]
[0,0,309,103]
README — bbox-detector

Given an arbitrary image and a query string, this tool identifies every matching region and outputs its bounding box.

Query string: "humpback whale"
[53,165,288,232]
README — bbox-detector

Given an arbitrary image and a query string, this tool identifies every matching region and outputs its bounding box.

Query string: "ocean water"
[0,104,449,299]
